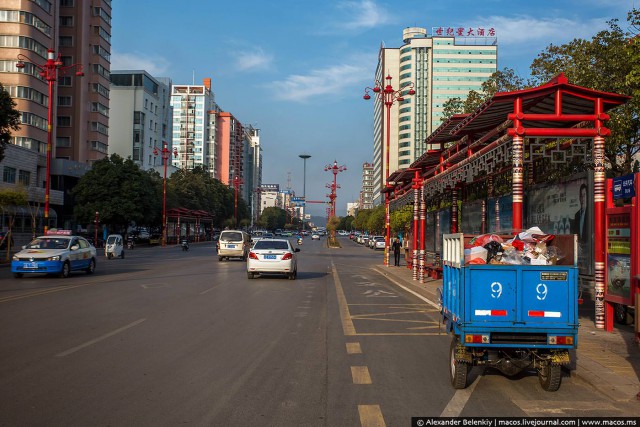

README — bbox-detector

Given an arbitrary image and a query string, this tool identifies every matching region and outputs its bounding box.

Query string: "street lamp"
[363,74,415,266]
[324,160,347,236]
[94,211,100,247]
[299,154,311,230]
[233,176,244,227]
[16,49,84,235]
[154,142,178,246]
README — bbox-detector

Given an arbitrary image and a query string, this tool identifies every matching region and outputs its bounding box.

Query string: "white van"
[217,230,250,261]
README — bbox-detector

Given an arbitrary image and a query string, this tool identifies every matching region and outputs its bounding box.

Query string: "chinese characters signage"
[432,27,496,37]
[612,174,635,199]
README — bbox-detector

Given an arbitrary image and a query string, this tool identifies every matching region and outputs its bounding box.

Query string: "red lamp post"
[94,211,100,247]
[154,142,178,246]
[16,49,84,235]
[324,160,346,219]
[233,176,244,227]
[363,74,415,266]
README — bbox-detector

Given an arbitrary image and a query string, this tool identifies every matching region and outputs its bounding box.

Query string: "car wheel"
[247,272,254,279]
[121,250,125,259]
[218,256,223,262]
[14,273,23,278]
[59,261,70,278]
[86,258,96,274]
[450,336,470,389]
[107,252,113,260]
[538,363,562,392]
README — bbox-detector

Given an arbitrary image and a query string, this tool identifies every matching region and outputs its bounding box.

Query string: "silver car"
[247,239,299,280]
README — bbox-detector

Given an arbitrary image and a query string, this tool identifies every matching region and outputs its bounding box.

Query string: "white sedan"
[311,233,320,240]
[247,239,299,280]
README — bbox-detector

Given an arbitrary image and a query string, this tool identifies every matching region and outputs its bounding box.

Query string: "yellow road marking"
[346,342,362,354]
[0,282,94,303]
[351,366,372,384]
[358,405,386,427]
[332,262,356,336]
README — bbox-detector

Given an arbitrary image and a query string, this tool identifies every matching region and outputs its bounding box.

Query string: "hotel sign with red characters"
[432,26,496,38]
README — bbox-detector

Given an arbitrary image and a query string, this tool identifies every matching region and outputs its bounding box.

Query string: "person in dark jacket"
[392,238,402,266]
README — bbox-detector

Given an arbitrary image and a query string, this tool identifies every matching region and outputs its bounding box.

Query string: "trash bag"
[483,240,504,263]
[470,233,504,247]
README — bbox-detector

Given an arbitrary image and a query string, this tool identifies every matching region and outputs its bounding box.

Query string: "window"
[57,116,71,127]
[58,96,71,106]
[59,16,73,26]
[3,167,16,183]
[18,170,30,186]
[60,0,74,6]
[56,136,71,147]
[59,36,73,47]
[58,76,72,86]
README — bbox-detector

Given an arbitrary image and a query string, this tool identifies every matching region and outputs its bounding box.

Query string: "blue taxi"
[11,230,97,278]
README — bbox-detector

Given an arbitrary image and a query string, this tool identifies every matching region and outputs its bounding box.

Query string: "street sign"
[291,197,305,202]
[613,174,635,199]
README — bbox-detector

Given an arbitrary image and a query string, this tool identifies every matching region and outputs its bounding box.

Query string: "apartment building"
[109,70,172,170]
[370,26,497,204]
[0,0,112,229]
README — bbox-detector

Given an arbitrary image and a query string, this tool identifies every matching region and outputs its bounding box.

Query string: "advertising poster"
[526,177,592,275]
[488,194,513,233]
[425,212,435,252]
[606,253,631,298]
[460,200,484,235]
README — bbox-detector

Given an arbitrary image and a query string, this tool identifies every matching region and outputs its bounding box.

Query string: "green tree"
[71,154,161,233]
[353,208,371,232]
[390,205,413,235]
[366,205,385,234]
[530,15,640,175]
[257,207,287,230]
[0,83,21,162]
[0,189,27,260]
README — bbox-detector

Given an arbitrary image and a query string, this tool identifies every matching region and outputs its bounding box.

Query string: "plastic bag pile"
[464,227,563,266]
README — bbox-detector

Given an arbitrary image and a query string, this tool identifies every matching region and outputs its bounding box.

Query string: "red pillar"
[419,186,426,283]
[512,97,524,230]
[594,99,606,328]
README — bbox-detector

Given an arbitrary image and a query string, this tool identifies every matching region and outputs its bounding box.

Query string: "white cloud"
[234,48,274,72]
[110,50,171,75]
[486,15,610,45]
[334,0,395,31]
[270,62,371,102]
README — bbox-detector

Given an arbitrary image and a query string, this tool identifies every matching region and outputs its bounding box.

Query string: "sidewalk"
[373,262,640,403]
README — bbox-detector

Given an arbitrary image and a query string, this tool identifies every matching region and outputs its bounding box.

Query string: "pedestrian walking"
[392,238,402,266]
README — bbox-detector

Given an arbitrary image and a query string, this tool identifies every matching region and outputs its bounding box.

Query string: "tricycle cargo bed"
[441,233,579,350]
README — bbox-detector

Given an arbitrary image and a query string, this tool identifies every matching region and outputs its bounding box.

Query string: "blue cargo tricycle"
[440,233,579,391]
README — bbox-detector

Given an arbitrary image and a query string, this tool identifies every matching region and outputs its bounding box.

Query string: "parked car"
[374,236,386,250]
[217,230,251,261]
[247,238,299,280]
[11,231,97,278]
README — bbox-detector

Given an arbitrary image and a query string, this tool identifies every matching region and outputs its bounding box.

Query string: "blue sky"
[111,0,635,216]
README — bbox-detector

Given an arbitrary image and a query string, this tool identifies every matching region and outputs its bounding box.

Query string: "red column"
[412,184,419,280]
[419,186,426,283]
[593,100,606,328]
[512,97,524,231]
[451,187,458,233]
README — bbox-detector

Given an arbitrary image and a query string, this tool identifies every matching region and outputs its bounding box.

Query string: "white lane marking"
[372,267,439,309]
[56,318,146,357]
[440,377,480,416]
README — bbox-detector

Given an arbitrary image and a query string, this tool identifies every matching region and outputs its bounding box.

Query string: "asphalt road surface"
[0,237,637,426]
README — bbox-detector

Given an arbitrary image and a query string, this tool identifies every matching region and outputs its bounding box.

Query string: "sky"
[111,0,635,216]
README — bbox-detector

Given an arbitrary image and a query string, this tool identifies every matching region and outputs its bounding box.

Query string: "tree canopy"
[71,154,161,233]
[0,83,21,162]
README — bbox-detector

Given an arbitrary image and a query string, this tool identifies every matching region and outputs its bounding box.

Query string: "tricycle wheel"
[538,363,562,392]
[450,336,470,389]
[107,252,113,260]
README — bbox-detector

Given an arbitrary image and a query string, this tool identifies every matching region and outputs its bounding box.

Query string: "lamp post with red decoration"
[154,142,178,246]
[16,49,84,234]
[233,176,244,227]
[324,160,346,219]
[363,74,415,266]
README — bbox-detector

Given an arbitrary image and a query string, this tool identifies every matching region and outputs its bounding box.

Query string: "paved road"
[0,237,636,426]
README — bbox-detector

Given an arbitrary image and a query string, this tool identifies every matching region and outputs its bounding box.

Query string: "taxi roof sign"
[45,229,72,235]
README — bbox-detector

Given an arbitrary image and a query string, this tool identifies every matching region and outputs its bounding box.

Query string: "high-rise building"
[215,111,244,186]
[109,71,172,170]
[243,126,262,225]
[360,162,374,210]
[371,26,497,204]
[170,80,218,175]
[0,0,112,228]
